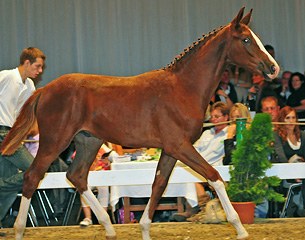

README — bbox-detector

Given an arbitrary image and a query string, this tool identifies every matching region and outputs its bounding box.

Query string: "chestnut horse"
[1,7,279,240]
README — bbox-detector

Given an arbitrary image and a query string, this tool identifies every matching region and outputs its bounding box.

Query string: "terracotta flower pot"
[232,202,256,224]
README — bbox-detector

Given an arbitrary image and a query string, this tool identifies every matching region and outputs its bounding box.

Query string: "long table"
[109,161,198,222]
[110,161,198,209]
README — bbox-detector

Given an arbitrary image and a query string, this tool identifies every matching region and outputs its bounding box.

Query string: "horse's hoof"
[106,235,117,240]
[237,232,249,240]
[15,234,23,240]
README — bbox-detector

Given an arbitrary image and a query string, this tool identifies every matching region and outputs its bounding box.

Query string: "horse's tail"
[1,89,42,155]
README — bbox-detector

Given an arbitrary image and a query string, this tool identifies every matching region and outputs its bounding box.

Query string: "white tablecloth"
[110,161,198,210]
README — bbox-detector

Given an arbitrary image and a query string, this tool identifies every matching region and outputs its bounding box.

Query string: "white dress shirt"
[193,126,228,166]
[0,68,35,127]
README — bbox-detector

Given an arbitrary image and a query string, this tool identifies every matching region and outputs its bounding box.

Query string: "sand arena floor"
[1,218,304,240]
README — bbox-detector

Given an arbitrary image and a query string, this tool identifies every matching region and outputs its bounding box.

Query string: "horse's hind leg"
[140,151,177,240]
[66,132,116,239]
[66,131,103,192]
[208,180,248,240]
[15,149,68,239]
[14,197,31,240]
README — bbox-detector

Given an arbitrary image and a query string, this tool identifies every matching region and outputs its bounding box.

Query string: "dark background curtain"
[0,0,304,87]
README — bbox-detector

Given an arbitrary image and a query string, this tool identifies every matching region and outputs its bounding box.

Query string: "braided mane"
[163,25,225,70]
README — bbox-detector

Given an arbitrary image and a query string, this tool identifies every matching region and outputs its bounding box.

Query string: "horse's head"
[227,7,280,79]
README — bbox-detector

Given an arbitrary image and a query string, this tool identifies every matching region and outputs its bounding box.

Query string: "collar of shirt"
[211,126,228,136]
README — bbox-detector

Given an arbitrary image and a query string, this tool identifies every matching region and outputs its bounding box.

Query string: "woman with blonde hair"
[223,103,251,165]
[225,103,271,217]
[229,103,252,122]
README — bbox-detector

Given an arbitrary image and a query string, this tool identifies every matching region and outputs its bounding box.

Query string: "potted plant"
[227,113,284,223]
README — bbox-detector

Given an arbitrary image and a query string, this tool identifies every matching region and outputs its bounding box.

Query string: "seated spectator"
[286,72,305,119]
[246,73,284,112]
[79,144,119,227]
[172,102,230,222]
[259,96,282,217]
[194,102,230,166]
[231,65,252,102]
[273,106,305,217]
[224,103,272,217]
[264,44,275,59]
[223,103,252,165]
[274,71,292,104]
[264,44,284,86]
[260,96,282,216]
[213,69,238,108]
[261,96,281,122]
[273,106,304,163]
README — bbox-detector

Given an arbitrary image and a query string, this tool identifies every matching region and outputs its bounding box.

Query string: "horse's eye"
[243,37,251,44]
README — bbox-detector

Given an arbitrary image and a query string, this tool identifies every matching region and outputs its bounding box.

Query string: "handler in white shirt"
[0,68,36,127]
[0,47,46,226]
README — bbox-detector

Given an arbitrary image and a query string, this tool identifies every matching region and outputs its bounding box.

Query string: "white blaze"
[250,29,280,79]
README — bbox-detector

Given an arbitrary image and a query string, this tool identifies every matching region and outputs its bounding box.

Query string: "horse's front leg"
[171,141,248,240]
[140,151,177,240]
[208,180,248,240]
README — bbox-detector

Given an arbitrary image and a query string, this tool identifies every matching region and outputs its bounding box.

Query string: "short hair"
[261,96,279,106]
[210,101,230,116]
[264,44,274,52]
[282,70,292,76]
[19,47,46,65]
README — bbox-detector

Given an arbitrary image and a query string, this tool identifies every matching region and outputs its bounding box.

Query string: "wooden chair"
[122,197,184,223]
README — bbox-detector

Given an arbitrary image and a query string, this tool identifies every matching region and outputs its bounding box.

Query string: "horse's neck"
[174,33,229,110]
[176,30,228,87]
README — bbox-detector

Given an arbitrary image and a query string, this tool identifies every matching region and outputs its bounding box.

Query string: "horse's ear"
[231,7,245,27]
[241,9,253,25]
